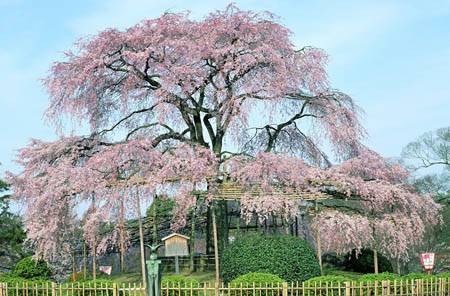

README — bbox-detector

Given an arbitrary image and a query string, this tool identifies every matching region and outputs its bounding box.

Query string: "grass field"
[106,268,361,284]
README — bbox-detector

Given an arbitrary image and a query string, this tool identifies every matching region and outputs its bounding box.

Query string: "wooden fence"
[2,279,450,296]
[0,283,145,296]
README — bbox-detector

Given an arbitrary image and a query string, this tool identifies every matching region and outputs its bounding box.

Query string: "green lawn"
[108,271,215,284]
[107,268,361,284]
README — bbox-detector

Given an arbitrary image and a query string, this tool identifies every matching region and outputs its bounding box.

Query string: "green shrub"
[0,273,52,285]
[357,272,400,283]
[305,275,351,284]
[0,273,53,296]
[13,257,52,279]
[221,234,320,283]
[161,275,200,287]
[343,249,392,274]
[437,272,450,278]
[304,275,351,296]
[229,272,284,296]
[402,272,436,281]
[71,278,116,286]
[230,272,285,287]
[161,275,200,296]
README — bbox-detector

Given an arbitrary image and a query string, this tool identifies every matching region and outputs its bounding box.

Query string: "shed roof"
[161,233,190,241]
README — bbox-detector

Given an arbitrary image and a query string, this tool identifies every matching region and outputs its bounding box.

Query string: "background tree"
[0,178,26,271]
[402,127,450,272]
[402,127,450,169]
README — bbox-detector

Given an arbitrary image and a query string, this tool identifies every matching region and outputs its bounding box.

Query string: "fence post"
[51,282,56,296]
[282,282,288,296]
[0,283,4,296]
[345,282,351,296]
[215,281,219,296]
[113,283,117,296]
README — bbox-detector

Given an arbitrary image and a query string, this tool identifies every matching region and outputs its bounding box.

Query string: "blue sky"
[1,0,450,175]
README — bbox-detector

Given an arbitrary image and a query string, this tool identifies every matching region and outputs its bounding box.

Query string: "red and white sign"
[420,253,435,270]
[99,266,112,275]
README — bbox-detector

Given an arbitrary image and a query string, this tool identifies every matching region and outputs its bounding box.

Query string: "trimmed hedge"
[230,272,284,296]
[230,272,285,287]
[221,234,320,283]
[304,275,351,284]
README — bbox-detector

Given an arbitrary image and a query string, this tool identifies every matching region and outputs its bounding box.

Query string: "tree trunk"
[119,200,126,273]
[92,196,97,281]
[373,249,379,274]
[396,259,401,274]
[152,196,158,243]
[316,229,323,275]
[92,246,96,281]
[136,192,147,286]
[212,203,220,284]
[190,209,196,272]
[72,251,77,281]
[206,207,212,255]
[217,200,228,252]
[83,241,87,279]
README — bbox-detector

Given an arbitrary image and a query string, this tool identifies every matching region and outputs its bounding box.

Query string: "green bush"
[221,233,320,283]
[0,273,53,296]
[13,257,52,279]
[161,275,200,287]
[357,272,400,283]
[343,249,392,274]
[436,272,450,278]
[161,275,200,296]
[0,273,52,285]
[304,275,351,284]
[304,275,351,296]
[230,272,285,287]
[401,272,436,281]
[229,272,284,296]
[70,278,116,286]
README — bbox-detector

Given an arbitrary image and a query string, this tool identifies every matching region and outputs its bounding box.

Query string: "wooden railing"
[2,279,450,296]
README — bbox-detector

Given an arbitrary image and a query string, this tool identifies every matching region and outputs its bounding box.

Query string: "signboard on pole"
[162,233,190,274]
[420,253,435,270]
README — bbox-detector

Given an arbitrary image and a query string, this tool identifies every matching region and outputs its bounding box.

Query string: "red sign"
[420,253,435,270]
[99,266,112,275]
